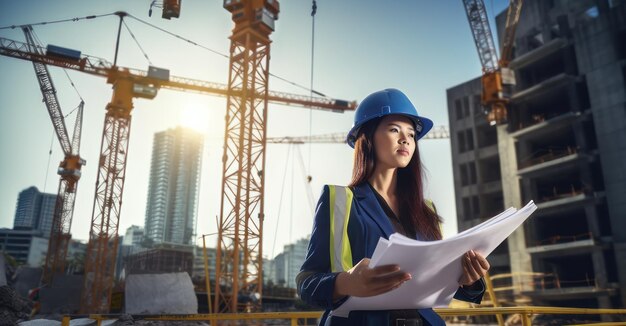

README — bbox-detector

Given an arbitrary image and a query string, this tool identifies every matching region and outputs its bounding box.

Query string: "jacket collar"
[352,183,395,238]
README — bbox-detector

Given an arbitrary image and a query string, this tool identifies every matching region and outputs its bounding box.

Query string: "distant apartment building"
[270,252,286,286]
[116,226,147,280]
[13,186,57,237]
[448,0,626,309]
[122,225,144,247]
[192,245,217,280]
[0,227,86,272]
[25,237,87,269]
[144,127,204,246]
[268,238,309,289]
[0,228,43,264]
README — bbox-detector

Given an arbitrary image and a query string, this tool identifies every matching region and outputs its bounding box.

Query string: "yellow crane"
[463,0,522,126]
[21,25,86,287]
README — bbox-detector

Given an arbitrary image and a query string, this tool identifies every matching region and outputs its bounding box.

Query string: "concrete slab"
[125,272,197,314]
[18,320,61,326]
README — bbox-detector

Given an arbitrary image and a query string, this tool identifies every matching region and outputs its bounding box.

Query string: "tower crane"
[0,24,354,314]
[463,0,522,126]
[214,0,281,313]
[21,25,86,287]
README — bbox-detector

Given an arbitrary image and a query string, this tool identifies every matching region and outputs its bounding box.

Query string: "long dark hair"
[348,118,442,241]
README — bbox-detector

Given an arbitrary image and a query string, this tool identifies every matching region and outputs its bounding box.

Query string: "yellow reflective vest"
[327,185,437,273]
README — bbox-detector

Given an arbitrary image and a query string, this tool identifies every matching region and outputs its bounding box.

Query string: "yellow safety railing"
[61,306,626,326]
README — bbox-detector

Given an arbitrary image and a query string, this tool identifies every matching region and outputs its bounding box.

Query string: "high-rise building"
[144,127,203,246]
[13,186,57,237]
[37,193,56,237]
[447,0,626,309]
[13,187,39,230]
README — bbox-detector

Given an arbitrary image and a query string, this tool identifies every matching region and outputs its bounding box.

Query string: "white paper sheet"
[332,201,537,317]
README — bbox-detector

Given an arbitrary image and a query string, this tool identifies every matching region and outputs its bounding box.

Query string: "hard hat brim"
[346,113,434,148]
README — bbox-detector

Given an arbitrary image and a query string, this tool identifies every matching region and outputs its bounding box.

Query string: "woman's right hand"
[333,258,411,299]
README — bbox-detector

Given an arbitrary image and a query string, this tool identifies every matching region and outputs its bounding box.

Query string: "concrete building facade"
[448,0,626,309]
[0,228,44,264]
[26,236,49,267]
[144,127,204,246]
[446,77,510,277]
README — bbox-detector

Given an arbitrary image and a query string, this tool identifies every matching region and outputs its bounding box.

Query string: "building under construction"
[448,0,626,310]
[124,244,194,277]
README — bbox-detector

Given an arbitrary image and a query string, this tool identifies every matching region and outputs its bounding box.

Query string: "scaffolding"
[124,246,194,276]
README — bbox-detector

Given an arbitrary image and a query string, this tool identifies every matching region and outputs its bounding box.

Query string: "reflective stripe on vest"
[328,185,354,273]
[328,186,438,272]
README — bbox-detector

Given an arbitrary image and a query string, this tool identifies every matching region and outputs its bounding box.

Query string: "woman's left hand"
[459,250,490,287]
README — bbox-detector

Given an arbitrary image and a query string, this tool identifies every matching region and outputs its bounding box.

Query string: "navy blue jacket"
[297,183,485,326]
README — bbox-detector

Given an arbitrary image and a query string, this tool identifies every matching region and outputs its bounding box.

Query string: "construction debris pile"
[0,255,34,326]
[0,285,33,326]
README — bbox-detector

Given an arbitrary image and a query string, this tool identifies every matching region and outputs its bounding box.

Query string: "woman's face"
[373,115,416,170]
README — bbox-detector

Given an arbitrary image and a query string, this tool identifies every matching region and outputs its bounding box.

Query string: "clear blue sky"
[0,0,509,259]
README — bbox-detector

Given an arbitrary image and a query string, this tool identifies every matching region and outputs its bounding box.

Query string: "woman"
[297,88,490,326]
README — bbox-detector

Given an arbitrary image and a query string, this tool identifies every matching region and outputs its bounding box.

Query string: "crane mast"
[463,0,499,74]
[215,0,280,314]
[499,0,523,68]
[44,101,85,286]
[21,26,86,286]
[80,77,133,313]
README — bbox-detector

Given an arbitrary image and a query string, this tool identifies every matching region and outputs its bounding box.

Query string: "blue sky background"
[0,0,509,259]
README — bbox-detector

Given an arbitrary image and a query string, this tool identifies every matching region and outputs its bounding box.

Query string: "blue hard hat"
[347,88,433,148]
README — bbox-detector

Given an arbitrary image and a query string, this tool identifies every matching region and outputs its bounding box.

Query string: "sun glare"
[178,104,209,133]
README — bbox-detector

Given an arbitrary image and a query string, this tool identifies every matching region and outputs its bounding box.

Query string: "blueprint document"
[332,201,537,317]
